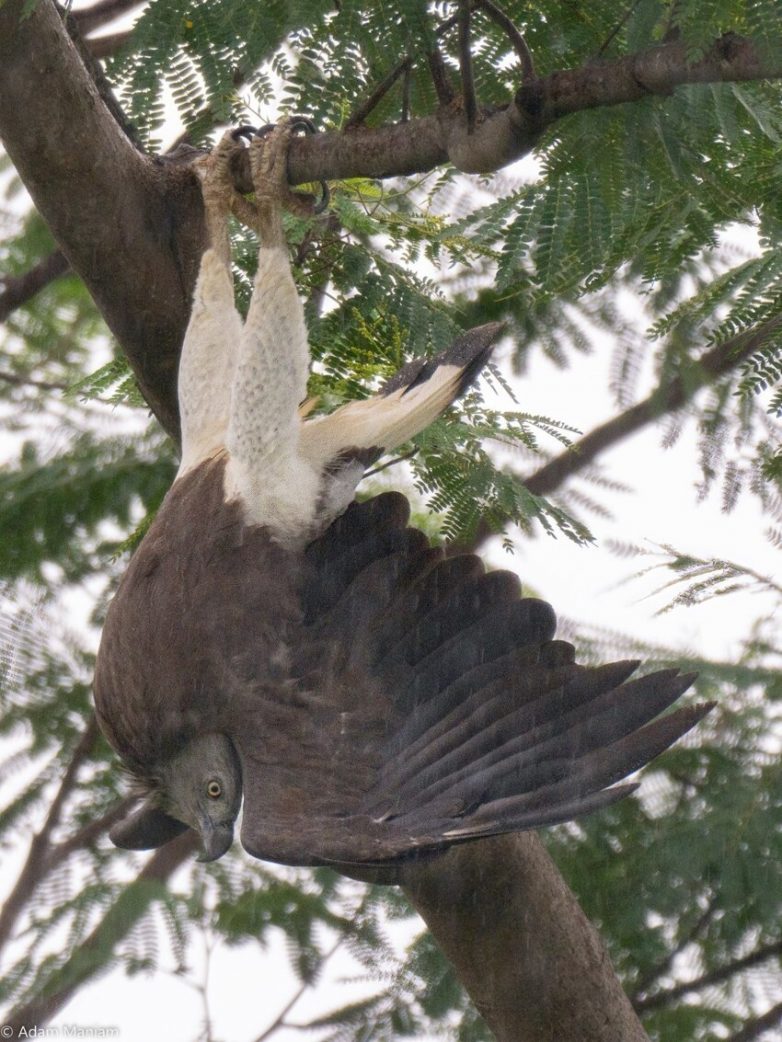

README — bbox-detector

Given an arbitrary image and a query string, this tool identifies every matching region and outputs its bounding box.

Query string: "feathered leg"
[225,126,320,537]
[178,133,243,476]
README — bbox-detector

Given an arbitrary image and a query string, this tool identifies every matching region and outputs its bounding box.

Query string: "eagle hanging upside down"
[94,123,711,869]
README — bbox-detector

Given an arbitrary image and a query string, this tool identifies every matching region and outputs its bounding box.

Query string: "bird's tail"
[299,322,502,470]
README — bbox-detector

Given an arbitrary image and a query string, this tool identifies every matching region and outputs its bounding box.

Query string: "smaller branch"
[458,1,478,132]
[525,311,782,497]
[251,929,352,1042]
[726,1000,782,1042]
[0,371,69,393]
[596,0,644,59]
[0,250,70,322]
[476,0,535,82]
[47,796,137,868]
[346,58,412,128]
[73,0,143,37]
[630,894,717,1001]
[7,830,199,1033]
[364,448,418,478]
[0,717,98,953]
[428,44,455,105]
[635,939,782,1013]
[401,61,412,122]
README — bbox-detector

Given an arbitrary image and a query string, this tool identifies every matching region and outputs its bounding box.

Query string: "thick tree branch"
[0,0,204,440]
[401,834,650,1042]
[6,830,198,1034]
[1,2,778,442]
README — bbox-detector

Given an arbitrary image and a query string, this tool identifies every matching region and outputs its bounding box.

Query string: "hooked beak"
[195,819,234,863]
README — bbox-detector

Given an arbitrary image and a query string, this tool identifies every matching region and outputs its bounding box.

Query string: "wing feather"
[236,492,710,866]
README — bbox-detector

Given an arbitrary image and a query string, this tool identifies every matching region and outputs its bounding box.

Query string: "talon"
[250,120,329,237]
[194,130,252,260]
[249,125,294,247]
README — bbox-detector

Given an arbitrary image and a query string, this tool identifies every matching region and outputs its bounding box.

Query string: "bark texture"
[402,834,649,1042]
[1,3,779,1040]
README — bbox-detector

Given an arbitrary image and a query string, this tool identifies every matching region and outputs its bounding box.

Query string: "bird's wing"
[236,492,711,867]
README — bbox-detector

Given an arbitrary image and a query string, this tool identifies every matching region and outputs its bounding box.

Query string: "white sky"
[1,8,780,1040]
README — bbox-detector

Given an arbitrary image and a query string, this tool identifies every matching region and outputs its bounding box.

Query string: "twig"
[0,717,99,953]
[427,43,455,104]
[596,0,644,58]
[6,830,199,1033]
[363,448,418,478]
[726,1000,782,1042]
[251,934,347,1042]
[458,1,477,131]
[0,371,69,393]
[0,250,69,322]
[476,0,535,82]
[635,939,782,1013]
[630,894,718,1002]
[346,59,412,128]
[346,6,474,127]
[401,61,412,122]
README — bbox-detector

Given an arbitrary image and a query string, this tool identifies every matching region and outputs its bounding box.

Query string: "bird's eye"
[206,780,222,799]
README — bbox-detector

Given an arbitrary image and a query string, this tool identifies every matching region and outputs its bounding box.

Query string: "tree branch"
[0,251,70,322]
[726,1000,782,1042]
[1,3,779,442]
[86,30,132,59]
[401,833,651,1042]
[0,371,69,393]
[635,939,782,1013]
[6,830,198,1033]
[0,0,204,440]
[524,311,782,496]
[630,893,718,1002]
[0,718,99,953]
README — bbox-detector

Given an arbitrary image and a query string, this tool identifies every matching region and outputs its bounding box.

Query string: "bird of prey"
[94,124,711,869]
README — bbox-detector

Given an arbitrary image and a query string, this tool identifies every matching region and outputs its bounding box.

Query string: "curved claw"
[231,124,258,143]
[253,118,329,215]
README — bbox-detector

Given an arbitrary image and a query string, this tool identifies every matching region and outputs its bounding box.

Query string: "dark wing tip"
[380,321,503,399]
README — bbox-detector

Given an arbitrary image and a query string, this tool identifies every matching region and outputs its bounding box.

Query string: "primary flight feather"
[94,125,710,868]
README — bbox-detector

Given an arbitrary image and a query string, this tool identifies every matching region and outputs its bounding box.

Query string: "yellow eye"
[206,780,222,799]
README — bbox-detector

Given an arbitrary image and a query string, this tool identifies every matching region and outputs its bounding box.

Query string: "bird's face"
[157,733,243,862]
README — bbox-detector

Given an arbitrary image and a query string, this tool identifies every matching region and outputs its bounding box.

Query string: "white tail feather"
[299,322,503,469]
[300,361,470,465]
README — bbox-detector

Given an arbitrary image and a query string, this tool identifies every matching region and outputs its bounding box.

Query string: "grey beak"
[195,820,234,863]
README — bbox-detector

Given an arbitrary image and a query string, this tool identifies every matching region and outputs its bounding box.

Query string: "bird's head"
[110,734,242,863]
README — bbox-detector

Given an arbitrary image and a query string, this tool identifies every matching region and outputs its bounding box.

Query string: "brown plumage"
[94,124,711,868]
[96,456,709,866]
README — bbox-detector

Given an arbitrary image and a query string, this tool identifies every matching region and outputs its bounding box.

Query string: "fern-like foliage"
[3,2,782,1040]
